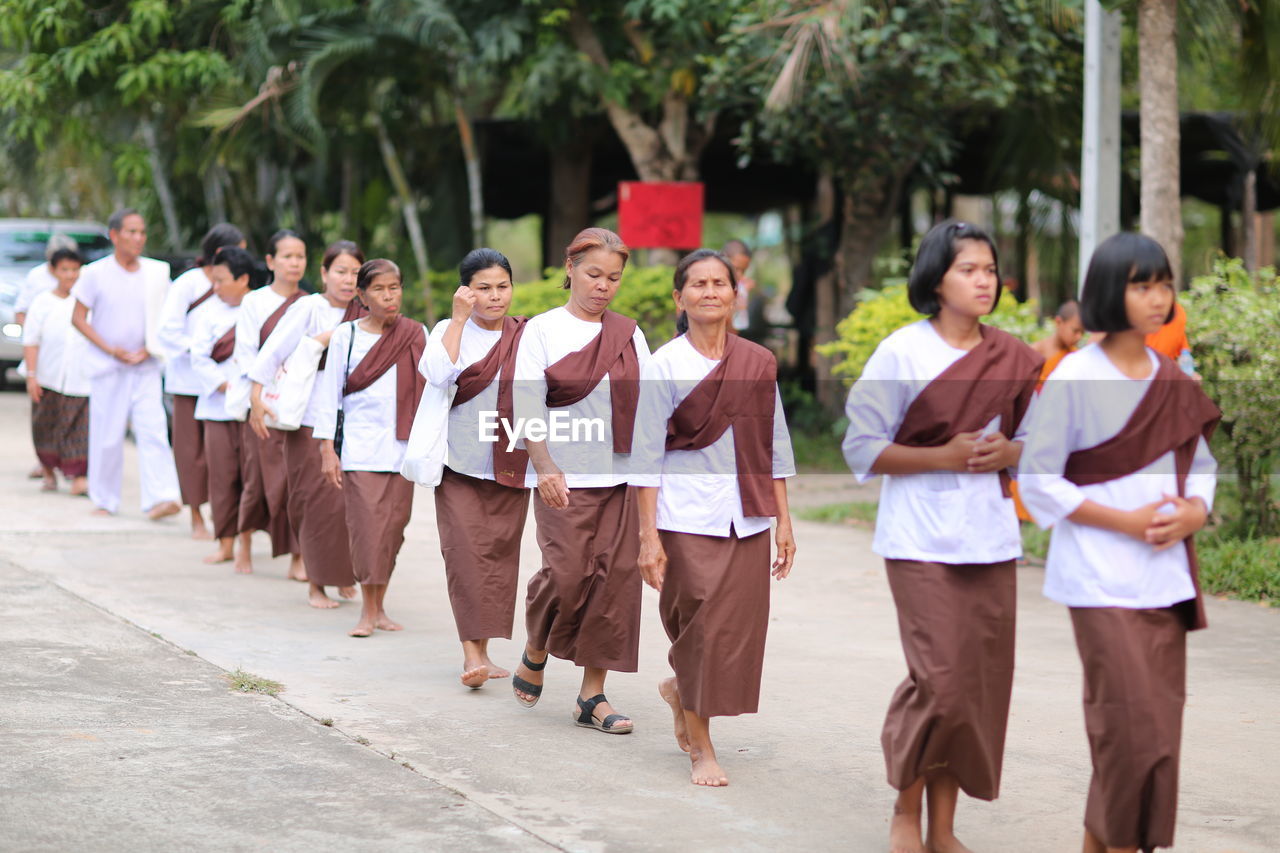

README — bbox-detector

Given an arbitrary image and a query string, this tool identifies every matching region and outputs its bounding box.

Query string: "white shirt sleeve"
[71,263,99,313]
[772,384,797,478]
[512,320,550,449]
[628,355,674,488]
[1185,435,1218,511]
[632,325,652,369]
[841,343,905,483]
[1016,374,1088,530]
[189,316,226,396]
[232,301,259,381]
[21,295,48,346]
[156,275,197,361]
[420,319,464,387]
[249,301,309,386]
[17,264,50,315]
[311,321,348,442]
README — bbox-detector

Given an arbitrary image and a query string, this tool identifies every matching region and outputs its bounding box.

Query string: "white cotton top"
[841,319,1025,563]
[22,290,90,397]
[512,306,651,489]
[629,335,796,537]
[249,293,348,428]
[312,321,427,472]
[420,317,504,482]
[232,287,304,393]
[72,255,150,376]
[188,296,241,422]
[1018,344,1217,609]
[16,262,56,316]
[156,266,216,395]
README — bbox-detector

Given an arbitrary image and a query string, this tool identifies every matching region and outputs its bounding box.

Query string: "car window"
[0,231,112,265]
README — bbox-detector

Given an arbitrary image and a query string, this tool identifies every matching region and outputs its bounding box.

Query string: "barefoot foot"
[41,476,57,492]
[308,585,339,609]
[890,809,926,853]
[191,524,213,541]
[287,555,307,582]
[658,678,691,753]
[924,833,973,853]
[91,507,112,517]
[234,556,254,574]
[483,657,511,679]
[349,620,375,638]
[204,546,234,565]
[375,615,403,632]
[689,748,729,787]
[69,477,88,496]
[338,585,357,600]
[147,501,181,521]
[461,663,490,689]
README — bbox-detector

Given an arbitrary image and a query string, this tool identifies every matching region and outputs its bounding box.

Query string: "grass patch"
[354,735,371,746]
[224,668,283,696]
[1199,536,1280,606]
[791,428,850,473]
[796,501,878,526]
[1020,524,1051,564]
[320,718,334,727]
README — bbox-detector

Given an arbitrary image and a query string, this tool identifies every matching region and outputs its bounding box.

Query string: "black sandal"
[574,693,634,735]
[512,651,547,709]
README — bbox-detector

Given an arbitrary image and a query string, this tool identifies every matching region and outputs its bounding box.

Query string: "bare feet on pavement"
[349,619,375,638]
[375,613,402,631]
[338,585,357,600]
[147,501,181,521]
[461,662,490,689]
[204,542,234,565]
[890,809,926,853]
[658,678,691,753]
[689,746,728,787]
[308,584,339,609]
[287,555,307,582]
[925,833,973,853]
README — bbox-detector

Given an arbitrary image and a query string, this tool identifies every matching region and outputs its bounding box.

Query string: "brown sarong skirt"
[238,425,270,536]
[31,389,88,477]
[259,428,296,557]
[435,466,530,642]
[284,427,355,588]
[1070,606,1187,852]
[659,529,772,718]
[204,420,247,540]
[526,484,642,672]
[171,394,208,507]
[344,471,414,585]
[882,558,1016,801]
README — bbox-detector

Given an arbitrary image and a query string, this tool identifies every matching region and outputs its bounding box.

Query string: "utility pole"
[1078,0,1122,294]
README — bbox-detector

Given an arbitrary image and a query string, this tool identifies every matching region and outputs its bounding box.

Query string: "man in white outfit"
[71,209,181,518]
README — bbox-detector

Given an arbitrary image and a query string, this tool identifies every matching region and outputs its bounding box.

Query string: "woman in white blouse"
[1019,233,1218,853]
[632,249,796,786]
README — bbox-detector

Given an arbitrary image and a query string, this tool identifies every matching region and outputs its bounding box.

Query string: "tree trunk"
[545,129,594,269]
[372,111,434,324]
[1138,0,1183,283]
[1243,169,1258,271]
[834,167,912,319]
[140,119,183,251]
[811,171,840,412]
[453,92,486,248]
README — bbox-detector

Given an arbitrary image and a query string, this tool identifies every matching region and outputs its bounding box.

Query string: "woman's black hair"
[322,240,364,270]
[907,219,1002,316]
[195,223,245,267]
[460,247,513,287]
[673,248,737,335]
[48,247,84,267]
[212,246,258,283]
[266,228,304,257]
[357,258,401,290]
[1079,232,1176,333]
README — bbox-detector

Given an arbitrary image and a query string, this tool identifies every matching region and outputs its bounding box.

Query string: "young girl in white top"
[23,247,89,495]
[842,220,1042,853]
[1019,233,1218,853]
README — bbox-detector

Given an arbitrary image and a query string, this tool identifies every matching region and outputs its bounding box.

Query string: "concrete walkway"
[0,392,1276,851]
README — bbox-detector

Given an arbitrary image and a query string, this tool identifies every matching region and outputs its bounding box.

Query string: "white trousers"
[88,363,180,514]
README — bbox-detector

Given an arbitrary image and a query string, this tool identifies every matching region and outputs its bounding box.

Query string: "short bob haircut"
[1080,232,1175,333]
[907,219,1002,316]
[211,246,258,284]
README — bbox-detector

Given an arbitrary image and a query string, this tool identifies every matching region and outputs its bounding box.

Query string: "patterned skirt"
[32,389,89,477]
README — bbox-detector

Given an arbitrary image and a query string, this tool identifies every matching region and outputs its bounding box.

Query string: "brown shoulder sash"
[666,334,779,516]
[1065,355,1221,630]
[187,287,214,314]
[258,290,305,346]
[450,316,529,488]
[318,298,369,371]
[211,325,237,364]
[544,309,640,453]
[894,324,1044,495]
[343,316,427,441]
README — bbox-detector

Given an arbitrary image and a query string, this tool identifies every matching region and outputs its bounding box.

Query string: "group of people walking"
[21,208,1217,852]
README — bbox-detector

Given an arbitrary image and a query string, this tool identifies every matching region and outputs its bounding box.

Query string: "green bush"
[1198,536,1280,605]
[1182,259,1280,537]
[507,265,679,346]
[816,282,1046,384]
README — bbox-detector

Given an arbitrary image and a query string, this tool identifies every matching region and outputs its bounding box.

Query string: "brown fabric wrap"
[1064,355,1221,631]
[318,299,368,371]
[666,334,778,517]
[543,309,640,453]
[893,325,1043,497]
[171,393,209,507]
[451,316,530,488]
[343,316,427,441]
[186,287,214,314]
[258,290,305,346]
[210,326,237,364]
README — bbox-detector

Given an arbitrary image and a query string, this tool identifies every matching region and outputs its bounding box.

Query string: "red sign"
[617,181,704,249]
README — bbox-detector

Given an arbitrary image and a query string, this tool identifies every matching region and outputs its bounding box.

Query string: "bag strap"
[339,320,357,414]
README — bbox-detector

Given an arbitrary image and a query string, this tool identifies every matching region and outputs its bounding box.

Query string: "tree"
[1136,0,1182,281]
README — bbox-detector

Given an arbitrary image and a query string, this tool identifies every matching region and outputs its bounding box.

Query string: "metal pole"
[1078,0,1122,294]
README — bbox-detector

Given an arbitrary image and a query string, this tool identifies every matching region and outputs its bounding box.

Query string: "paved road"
[0,392,1275,851]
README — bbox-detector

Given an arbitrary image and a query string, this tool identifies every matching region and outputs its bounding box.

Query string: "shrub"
[816,282,1045,384]
[508,265,679,345]
[1198,536,1280,605]
[1182,259,1280,537]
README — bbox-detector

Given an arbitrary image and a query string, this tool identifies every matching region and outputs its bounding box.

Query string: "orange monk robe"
[1145,302,1189,361]
[1014,346,1071,523]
